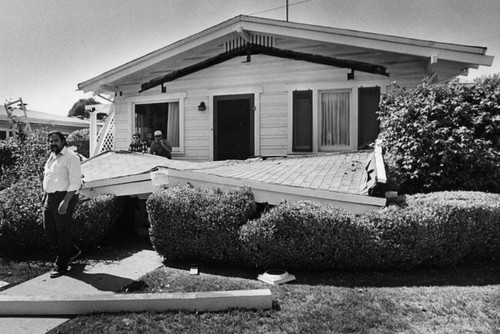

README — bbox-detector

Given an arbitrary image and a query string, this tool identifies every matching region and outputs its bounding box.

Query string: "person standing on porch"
[42,131,82,278]
[129,132,147,152]
[149,130,172,159]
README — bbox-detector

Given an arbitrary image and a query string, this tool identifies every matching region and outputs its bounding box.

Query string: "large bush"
[0,139,18,190]
[378,77,500,194]
[239,201,355,270]
[0,176,49,250]
[238,192,500,271]
[147,186,257,264]
[0,176,122,251]
[0,128,50,189]
[72,194,124,249]
[67,128,90,158]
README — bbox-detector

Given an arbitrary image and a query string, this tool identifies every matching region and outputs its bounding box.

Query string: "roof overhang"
[78,15,493,94]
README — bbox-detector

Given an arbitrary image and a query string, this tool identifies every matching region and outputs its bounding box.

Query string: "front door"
[214,94,254,161]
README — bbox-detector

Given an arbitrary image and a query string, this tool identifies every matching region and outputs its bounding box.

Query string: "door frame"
[213,94,255,161]
[208,88,261,161]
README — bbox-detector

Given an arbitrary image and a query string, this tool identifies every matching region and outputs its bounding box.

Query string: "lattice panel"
[95,109,115,155]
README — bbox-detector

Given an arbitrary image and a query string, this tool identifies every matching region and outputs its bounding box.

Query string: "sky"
[1,0,500,116]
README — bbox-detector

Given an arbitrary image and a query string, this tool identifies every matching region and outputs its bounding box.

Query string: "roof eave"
[78,15,493,93]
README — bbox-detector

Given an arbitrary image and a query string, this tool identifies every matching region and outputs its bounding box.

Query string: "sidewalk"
[0,244,163,334]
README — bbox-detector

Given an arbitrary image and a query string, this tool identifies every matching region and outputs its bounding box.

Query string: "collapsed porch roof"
[80,150,387,214]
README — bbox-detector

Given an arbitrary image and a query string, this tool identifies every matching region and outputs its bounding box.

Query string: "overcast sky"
[1,0,500,116]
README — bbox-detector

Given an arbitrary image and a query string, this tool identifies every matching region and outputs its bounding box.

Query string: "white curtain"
[167,102,179,147]
[321,92,350,147]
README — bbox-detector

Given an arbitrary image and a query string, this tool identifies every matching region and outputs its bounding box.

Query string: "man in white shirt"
[43,131,82,278]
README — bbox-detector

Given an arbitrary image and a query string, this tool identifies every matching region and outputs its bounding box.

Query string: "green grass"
[47,259,500,334]
[3,240,499,333]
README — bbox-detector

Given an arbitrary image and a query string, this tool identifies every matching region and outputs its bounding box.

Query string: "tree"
[67,128,90,158]
[67,98,100,119]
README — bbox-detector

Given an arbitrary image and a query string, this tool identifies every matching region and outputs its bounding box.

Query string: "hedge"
[72,194,124,249]
[147,186,257,264]
[0,176,123,252]
[240,192,500,270]
[239,201,354,270]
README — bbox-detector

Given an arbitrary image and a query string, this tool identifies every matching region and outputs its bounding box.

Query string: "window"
[134,102,179,148]
[320,90,350,150]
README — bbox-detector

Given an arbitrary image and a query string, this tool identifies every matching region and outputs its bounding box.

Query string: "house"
[0,105,89,140]
[78,15,493,161]
[76,15,492,219]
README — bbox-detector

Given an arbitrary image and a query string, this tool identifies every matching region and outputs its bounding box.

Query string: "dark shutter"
[358,87,381,149]
[293,90,313,152]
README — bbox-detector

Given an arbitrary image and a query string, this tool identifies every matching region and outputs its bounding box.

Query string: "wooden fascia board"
[81,172,151,189]
[239,20,493,66]
[140,45,389,92]
[156,169,386,211]
[80,180,153,198]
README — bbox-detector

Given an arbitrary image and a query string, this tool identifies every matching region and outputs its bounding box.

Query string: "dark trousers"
[43,191,79,269]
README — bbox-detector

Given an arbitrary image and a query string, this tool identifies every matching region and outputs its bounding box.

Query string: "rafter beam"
[139,45,389,92]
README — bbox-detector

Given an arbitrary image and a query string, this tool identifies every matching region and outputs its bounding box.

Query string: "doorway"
[214,94,254,161]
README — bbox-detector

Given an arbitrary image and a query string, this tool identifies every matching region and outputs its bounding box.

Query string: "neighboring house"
[78,15,493,161]
[0,105,89,139]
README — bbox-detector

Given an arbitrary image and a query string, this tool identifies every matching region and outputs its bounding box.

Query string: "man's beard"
[50,145,61,154]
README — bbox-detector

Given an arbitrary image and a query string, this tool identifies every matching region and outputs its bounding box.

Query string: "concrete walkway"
[0,247,163,334]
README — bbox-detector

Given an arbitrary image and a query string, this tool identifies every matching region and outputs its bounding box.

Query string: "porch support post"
[89,108,97,157]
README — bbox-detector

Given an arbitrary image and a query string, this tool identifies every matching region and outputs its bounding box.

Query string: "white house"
[78,15,493,161]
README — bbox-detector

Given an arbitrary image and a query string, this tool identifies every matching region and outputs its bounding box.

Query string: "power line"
[248,0,313,17]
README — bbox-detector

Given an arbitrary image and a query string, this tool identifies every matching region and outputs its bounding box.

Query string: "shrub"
[239,201,355,270]
[147,186,257,264]
[0,139,18,190]
[405,191,500,265]
[346,191,500,269]
[378,78,500,194]
[67,128,90,158]
[0,128,50,190]
[0,175,123,251]
[238,192,500,271]
[72,194,124,249]
[0,176,49,250]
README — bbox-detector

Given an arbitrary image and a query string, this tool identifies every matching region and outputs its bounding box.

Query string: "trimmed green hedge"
[241,192,500,270]
[239,201,354,270]
[0,176,123,251]
[0,176,49,250]
[72,194,124,249]
[147,188,500,271]
[147,186,257,264]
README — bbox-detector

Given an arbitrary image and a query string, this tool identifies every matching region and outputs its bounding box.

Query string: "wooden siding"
[118,54,398,160]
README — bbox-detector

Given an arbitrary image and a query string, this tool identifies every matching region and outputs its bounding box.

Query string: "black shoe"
[50,267,68,278]
[69,244,81,263]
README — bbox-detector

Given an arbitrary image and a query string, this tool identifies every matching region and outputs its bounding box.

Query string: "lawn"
[51,255,500,333]
[2,241,500,334]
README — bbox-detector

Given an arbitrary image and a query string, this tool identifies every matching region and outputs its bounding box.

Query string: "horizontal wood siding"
[120,54,423,160]
[113,99,131,151]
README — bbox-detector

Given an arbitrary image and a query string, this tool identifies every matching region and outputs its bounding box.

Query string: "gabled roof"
[78,15,493,94]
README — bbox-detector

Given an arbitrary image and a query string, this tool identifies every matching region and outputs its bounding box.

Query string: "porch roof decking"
[80,150,386,213]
